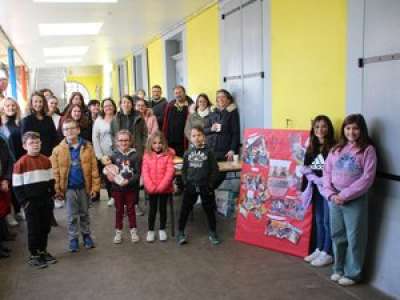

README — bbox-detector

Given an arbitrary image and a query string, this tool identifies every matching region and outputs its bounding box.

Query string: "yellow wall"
[147,38,165,91]
[66,74,103,100]
[270,0,346,130]
[125,55,135,94]
[186,4,221,103]
[111,64,120,103]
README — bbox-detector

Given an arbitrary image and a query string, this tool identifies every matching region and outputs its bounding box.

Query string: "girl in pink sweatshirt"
[323,114,377,286]
[142,131,175,242]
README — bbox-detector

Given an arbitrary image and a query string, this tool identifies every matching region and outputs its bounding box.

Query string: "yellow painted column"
[147,38,165,91]
[270,0,347,130]
[186,4,221,103]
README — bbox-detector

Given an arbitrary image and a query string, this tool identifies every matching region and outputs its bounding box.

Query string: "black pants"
[178,185,216,233]
[24,198,53,256]
[0,218,7,243]
[148,194,168,231]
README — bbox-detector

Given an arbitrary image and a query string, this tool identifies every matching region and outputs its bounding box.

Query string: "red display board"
[235,129,311,257]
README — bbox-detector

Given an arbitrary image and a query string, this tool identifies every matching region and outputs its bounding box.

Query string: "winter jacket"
[110,111,147,157]
[184,109,210,141]
[110,148,141,192]
[162,100,189,149]
[323,143,377,202]
[92,117,113,159]
[51,139,100,196]
[204,103,240,161]
[20,114,58,157]
[182,144,218,189]
[142,148,175,194]
[0,117,25,160]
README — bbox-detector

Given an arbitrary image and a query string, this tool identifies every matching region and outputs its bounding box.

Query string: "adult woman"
[47,95,62,131]
[184,93,212,141]
[135,98,158,137]
[59,104,91,142]
[62,91,87,115]
[92,98,117,206]
[111,95,147,157]
[204,89,240,161]
[20,92,58,157]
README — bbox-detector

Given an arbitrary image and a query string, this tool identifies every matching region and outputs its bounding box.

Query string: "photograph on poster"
[242,133,269,167]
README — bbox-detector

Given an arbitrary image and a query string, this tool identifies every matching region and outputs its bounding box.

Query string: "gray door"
[220,0,265,134]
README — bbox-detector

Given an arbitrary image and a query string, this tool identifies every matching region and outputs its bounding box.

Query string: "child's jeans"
[148,194,168,231]
[329,194,368,281]
[113,191,137,230]
[314,189,332,254]
[66,189,90,240]
[24,196,53,255]
[178,184,216,233]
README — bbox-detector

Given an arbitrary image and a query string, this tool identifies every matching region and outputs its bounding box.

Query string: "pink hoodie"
[143,109,159,136]
[323,143,377,202]
[142,148,175,194]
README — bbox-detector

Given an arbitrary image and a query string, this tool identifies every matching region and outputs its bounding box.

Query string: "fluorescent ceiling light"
[46,58,82,64]
[34,0,117,3]
[44,46,88,57]
[39,23,103,36]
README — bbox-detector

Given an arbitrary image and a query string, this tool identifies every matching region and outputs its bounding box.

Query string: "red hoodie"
[142,148,175,194]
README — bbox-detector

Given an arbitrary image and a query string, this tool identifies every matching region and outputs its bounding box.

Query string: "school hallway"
[0,191,390,300]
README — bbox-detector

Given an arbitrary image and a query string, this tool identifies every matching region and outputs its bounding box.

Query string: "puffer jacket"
[51,139,101,195]
[142,148,175,194]
[204,103,240,161]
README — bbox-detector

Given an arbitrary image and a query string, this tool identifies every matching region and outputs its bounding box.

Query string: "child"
[177,126,220,245]
[142,131,175,242]
[13,132,56,268]
[106,130,140,244]
[0,135,12,258]
[302,115,336,267]
[323,114,377,286]
[51,119,100,252]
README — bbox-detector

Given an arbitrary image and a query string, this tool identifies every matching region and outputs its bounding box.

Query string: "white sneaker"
[311,251,333,267]
[113,230,123,244]
[135,204,144,216]
[304,249,320,263]
[338,277,356,286]
[159,230,168,242]
[16,210,26,221]
[146,231,155,242]
[6,214,18,226]
[54,199,64,209]
[330,273,342,282]
[130,228,140,243]
[107,197,115,207]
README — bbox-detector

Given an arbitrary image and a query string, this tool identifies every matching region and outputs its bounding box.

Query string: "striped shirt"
[13,154,55,205]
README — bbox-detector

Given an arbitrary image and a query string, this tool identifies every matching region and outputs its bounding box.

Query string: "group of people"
[0,72,377,287]
[0,84,241,270]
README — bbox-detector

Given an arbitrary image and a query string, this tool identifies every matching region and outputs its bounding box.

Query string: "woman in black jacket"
[20,92,58,157]
[204,89,240,162]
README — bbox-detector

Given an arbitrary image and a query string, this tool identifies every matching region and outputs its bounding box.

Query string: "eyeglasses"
[118,139,130,142]
[63,127,77,131]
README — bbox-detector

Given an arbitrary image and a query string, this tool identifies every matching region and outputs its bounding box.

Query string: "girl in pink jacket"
[142,131,175,242]
[323,114,377,286]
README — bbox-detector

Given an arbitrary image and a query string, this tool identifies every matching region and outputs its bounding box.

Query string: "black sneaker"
[40,251,57,264]
[28,255,48,269]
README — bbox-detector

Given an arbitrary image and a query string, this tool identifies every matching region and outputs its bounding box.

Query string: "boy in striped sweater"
[13,132,56,269]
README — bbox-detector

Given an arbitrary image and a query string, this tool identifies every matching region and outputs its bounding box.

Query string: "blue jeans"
[66,189,90,241]
[314,189,332,254]
[329,195,368,281]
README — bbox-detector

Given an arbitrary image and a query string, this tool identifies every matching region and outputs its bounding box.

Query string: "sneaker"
[83,234,95,249]
[130,228,140,243]
[28,255,48,269]
[113,230,123,244]
[69,238,79,252]
[107,197,115,207]
[54,199,64,209]
[146,231,155,243]
[338,277,356,286]
[330,273,342,282]
[310,251,333,267]
[159,230,168,242]
[6,214,18,227]
[176,232,187,245]
[40,251,57,264]
[208,232,221,245]
[304,249,320,263]
[15,210,26,221]
[135,204,144,216]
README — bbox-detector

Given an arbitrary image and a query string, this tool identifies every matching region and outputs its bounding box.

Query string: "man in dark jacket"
[147,85,168,129]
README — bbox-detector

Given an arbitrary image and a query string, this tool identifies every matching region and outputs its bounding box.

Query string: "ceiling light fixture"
[43,46,89,57]
[46,57,82,64]
[39,23,103,36]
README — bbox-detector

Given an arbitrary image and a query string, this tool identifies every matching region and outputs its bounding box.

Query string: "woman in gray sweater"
[184,93,212,142]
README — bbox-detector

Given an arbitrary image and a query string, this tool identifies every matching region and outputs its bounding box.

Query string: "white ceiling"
[0,0,215,67]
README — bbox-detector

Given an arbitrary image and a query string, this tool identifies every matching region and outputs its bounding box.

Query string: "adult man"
[147,85,168,129]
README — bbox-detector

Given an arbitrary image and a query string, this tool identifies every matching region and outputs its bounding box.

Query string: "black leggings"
[148,194,168,231]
